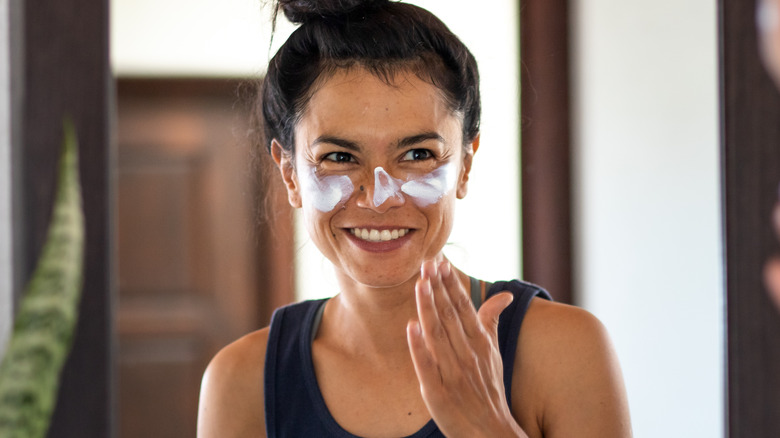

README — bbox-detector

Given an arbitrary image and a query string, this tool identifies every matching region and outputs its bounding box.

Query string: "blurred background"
[107,0,721,436]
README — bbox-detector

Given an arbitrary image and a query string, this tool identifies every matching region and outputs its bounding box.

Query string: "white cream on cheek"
[299,165,354,212]
[400,162,458,206]
[372,162,458,207]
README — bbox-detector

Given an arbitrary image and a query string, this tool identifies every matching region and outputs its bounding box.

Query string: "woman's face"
[273,67,476,288]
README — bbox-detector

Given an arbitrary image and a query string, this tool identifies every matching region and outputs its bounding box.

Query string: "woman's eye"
[324,152,355,163]
[401,149,433,161]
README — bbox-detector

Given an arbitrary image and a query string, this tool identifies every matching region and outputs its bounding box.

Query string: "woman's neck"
[317,260,471,360]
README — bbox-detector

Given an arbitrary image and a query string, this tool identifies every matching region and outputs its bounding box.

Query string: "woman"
[198,1,631,436]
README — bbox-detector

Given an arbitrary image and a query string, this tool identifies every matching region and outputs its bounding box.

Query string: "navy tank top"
[264,279,552,437]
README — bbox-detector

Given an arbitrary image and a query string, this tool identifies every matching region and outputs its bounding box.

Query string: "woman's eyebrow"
[396,132,445,149]
[311,136,360,151]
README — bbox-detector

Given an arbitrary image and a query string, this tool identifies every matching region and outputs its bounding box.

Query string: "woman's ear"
[456,134,479,199]
[271,139,302,208]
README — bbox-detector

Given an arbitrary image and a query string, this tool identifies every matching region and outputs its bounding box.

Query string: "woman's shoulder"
[519,298,620,386]
[524,297,608,343]
[197,328,270,437]
[207,328,271,378]
[512,298,632,436]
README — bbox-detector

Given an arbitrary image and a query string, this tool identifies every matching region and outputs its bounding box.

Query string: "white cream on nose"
[372,167,404,207]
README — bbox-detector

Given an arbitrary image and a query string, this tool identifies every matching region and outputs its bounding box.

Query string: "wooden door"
[115,79,294,437]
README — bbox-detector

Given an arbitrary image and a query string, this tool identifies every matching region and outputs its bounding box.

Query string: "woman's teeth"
[350,228,409,242]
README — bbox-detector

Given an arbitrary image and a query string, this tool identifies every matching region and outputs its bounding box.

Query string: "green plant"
[0,119,85,437]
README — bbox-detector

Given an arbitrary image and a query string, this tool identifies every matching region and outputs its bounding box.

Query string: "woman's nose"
[355,167,406,212]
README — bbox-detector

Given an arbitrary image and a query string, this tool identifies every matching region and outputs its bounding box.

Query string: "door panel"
[116,79,294,437]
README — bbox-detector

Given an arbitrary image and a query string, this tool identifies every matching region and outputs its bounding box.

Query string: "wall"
[571,1,723,436]
[0,0,12,353]
[111,0,522,301]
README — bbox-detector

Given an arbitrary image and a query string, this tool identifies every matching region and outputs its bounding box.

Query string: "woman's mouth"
[349,228,410,242]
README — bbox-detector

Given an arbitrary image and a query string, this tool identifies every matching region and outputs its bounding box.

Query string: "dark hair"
[260,0,481,156]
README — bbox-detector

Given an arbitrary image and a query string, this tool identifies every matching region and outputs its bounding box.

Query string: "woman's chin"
[335,266,421,291]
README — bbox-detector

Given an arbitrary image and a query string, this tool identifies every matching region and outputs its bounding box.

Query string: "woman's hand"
[406,260,527,438]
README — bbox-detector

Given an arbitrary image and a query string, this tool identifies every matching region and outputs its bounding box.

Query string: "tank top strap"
[265,299,331,436]
[469,276,482,310]
[486,280,552,409]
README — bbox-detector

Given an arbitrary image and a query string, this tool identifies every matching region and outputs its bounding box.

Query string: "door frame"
[720,0,780,434]
[10,0,114,436]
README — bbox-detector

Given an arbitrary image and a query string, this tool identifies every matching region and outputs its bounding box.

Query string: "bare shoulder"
[197,328,270,438]
[512,299,632,438]
[522,298,612,351]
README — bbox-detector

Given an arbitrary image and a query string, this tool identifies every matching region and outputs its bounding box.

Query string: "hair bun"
[277,0,389,24]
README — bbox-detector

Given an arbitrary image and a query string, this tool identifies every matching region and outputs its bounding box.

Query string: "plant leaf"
[0,119,85,438]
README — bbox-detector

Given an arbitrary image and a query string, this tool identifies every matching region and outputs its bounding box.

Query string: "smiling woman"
[196,1,631,437]
[276,69,469,288]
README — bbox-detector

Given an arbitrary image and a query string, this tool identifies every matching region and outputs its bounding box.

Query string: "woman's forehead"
[298,68,463,142]
[308,67,443,108]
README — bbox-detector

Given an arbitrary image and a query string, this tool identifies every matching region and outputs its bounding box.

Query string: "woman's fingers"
[425,261,489,365]
[409,262,521,437]
[414,263,460,373]
[429,262,477,364]
[414,260,513,381]
[439,261,481,340]
[407,319,441,393]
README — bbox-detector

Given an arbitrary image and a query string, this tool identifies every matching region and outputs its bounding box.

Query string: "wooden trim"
[19,0,114,436]
[721,0,780,434]
[116,77,249,100]
[520,0,573,304]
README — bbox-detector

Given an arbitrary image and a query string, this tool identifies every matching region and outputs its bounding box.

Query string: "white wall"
[112,0,289,76]
[111,0,522,301]
[0,0,13,353]
[571,1,723,437]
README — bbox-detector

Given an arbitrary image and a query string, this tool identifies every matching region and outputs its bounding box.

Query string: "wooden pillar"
[721,0,780,435]
[520,0,573,303]
[15,0,114,436]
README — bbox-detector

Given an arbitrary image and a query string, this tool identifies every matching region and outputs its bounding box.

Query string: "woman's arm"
[197,329,269,438]
[512,300,632,438]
